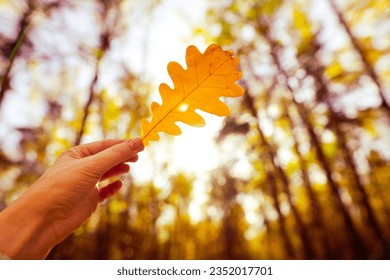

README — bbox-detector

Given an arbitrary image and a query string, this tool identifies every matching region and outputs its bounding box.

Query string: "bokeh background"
[0,0,389,259]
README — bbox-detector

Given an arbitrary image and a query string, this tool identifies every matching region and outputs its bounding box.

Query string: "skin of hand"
[0,138,144,259]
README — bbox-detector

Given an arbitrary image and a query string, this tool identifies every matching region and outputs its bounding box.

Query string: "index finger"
[75,139,127,157]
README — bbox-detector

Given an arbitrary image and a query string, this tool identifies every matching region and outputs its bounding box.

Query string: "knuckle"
[111,144,125,155]
[59,148,78,159]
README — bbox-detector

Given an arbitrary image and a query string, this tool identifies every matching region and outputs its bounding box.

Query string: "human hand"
[0,138,144,259]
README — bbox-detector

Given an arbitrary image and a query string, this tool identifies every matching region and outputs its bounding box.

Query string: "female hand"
[0,138,144,259]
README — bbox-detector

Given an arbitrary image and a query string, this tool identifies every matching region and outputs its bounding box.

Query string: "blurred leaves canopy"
[0,0,389,259]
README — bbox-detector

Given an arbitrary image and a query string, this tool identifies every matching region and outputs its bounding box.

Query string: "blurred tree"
[328,0,390,114]
[0,0,70,106]
[75,0,122,145]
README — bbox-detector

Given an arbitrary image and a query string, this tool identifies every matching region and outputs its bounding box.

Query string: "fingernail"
[129,138,144,151]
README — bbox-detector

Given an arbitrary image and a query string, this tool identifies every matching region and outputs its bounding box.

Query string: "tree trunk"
[0,2,34,107]
[75,0,122,144]
[244,90,296,259]
[284,100,334,258]
[0,0,66,108]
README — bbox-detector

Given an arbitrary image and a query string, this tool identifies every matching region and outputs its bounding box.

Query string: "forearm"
[0,190,56,259]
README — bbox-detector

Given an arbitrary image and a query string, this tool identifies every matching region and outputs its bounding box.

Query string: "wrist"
[0,189,56,259]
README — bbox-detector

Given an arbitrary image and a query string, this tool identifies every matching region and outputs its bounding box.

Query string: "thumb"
[90,138,144,173]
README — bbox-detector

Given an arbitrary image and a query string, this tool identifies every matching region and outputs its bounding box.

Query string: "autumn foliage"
[141,44,244,146]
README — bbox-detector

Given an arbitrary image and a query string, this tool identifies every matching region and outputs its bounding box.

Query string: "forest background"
[0,0,389,259]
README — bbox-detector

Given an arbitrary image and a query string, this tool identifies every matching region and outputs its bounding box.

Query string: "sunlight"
[237,193,261,225]
[188,180,209,223]
[259,115,274,137]
[173,116,222,172]
[178,102,189,112]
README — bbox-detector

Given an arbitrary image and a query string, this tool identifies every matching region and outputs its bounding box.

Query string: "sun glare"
[178,102,189,112]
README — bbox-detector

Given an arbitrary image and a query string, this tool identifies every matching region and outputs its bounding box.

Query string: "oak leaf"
[141,44,244,146]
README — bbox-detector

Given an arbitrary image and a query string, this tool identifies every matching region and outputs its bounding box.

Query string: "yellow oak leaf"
[141,44,244,146]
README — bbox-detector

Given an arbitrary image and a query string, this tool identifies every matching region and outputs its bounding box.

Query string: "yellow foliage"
[325,62,344,79]
[293,8,312,44]
[141,44,244,146]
